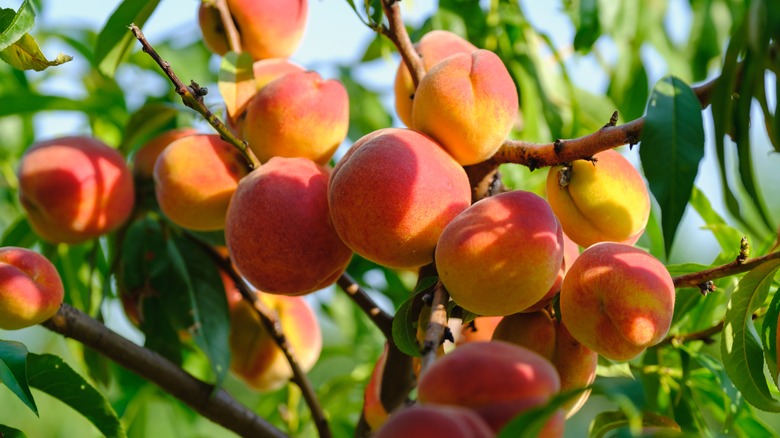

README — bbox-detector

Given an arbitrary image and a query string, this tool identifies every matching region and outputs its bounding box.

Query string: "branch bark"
[379,0,424,87]
[672,250,780,289]
[419,280,449,375]
[42,304,286,438]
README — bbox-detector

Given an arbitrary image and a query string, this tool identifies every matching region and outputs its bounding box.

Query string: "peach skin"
[243,71,349,165]
[412,49,518,165]
[225,157,352,295]
[17,136,135,244]
[523,232,580,313]
[435,190,563,316]
[132,128,198,179]
[328,128,471,269]
[546,149,651,248]
[374,405,493,438]
[153,134,248,231]
[394,30,477,127]
[560,242,675,361]
[0,247,64,330]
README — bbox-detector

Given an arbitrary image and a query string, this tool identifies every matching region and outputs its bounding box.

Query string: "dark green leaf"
[607,51,648,122]
[721,259,780,411]
[139,294,183,366]
[0,425,27,438]
[391,296,421,357]
[0,340,37,415]
[761,286,780,390]
[0,0,34,51]
[640,75,705,257]
[0,33,72,71]
[0,217,37,248]
[94,0,161,76]
[0,92,112,117]
[27,353,125,438]
[573,0,600,52]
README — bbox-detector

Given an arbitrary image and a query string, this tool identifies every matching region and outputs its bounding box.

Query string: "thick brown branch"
[337,272,393,339]
[42,304,285,438]
[672,250,780,289]
[129,24,257,169]
[419,280,449,374]
[191,236,332,438]
[380,0,425,87]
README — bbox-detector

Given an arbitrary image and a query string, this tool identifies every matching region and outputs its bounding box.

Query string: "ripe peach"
[394,30,477,127]
[546,149,651,248]
[243,71,348,165]
[17,136,135,244]
[153,134,248,231]
[328,128,471,269]
[374,405,493,438]
[492,311,598,417]
[0,247,64,330]
[198,0,308,60]
[435,190,563,316]
[132,128,198,179]
[560,242,675,361]
[457,316,502,345]
[412,49,518,165]
[225,157,352,295]
[523,232,580,313]
[229,293,321,392]
[417,341,563,435]
[363,345,389,430]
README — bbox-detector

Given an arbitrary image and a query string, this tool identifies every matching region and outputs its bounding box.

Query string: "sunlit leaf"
[0,33,71,71]
[0,0,34,51]
[218,51,254,123]
[94,0,161,76]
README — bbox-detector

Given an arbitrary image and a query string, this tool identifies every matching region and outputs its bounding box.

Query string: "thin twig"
[214,0,242,53]
[129,24,257,169]
[189,235,332,438]
[672,250,780,289]
[419,280,449,374]
[42,304,285,438]
[379,0,425,87]
[658,308,766,347]
[336,273,393,339]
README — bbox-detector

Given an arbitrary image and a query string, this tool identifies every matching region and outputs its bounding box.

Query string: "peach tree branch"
[419,280,449,375]
[336,272,393,339]
[379,0,424,87]
[128,24,257,170]
[42,304,286,438]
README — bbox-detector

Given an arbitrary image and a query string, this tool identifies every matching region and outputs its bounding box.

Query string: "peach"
[560,242,675,361]
[328,128,471,269]
[417,341,563,435]
[394,30,477,127]
[492,311,598,417]
[225,157,352,295]
[17,136,135,244]
[0,247,64,330]
[363,345,389,430]
[374,405,493,438]
[243,71,349,165]
[153,134,249,231]
[523,232,580,313]
[457,316,502,345]
[198,0,308,60]
[546,149,651,248]
[412,49,518,165]
[132,128,198,179]
[435,190,563,316]
[229,293,321,392]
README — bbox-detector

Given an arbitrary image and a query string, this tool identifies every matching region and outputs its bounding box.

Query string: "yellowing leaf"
[218,51,255,123]
[0,33,71,71]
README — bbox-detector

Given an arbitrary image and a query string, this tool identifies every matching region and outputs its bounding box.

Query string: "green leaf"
[27,353,125,438]
[498,387,589,438]
[761,286,780,390]
[689,187,745,253]
[588,410,680,438]
[0,0,34,51]
[721,259,780,412]
[340,71,392,142]
[0,340,37,416]
[572,0,600,52]
[0,216,36,248]
[0,33,72,71]
[0,425,28,438]
[640,76,705,257]
[94,0,161,76]
[119,102,179,154]
[390,276,438,357]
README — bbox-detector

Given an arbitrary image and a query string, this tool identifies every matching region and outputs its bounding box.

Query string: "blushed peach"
[560,242,675,361]
[523,232,580,313]
[328,128,471,269]
[412,49,518,165]
[132,128,198,179]
[457,316,502,345]
[0,247,64,330]
[435,190,563,316]
[18,136,135,244]
[374,405,493,438]
[153,134,248,231]
[546,149,650,248]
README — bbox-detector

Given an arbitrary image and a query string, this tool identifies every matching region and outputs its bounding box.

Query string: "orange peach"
[492,311,598,417]
[417,341,563,435]
[17,136,135,244]
[132,128,198,179]
[394,30,477,127]
[435,190,563,316]
[225,157,352,295]
[328,128,471,269]
[457,316,502,345]
[153,134,248,231]
[198,0,308,60]
[560,242,675,361]
[243,71,348,165]
[229,293,321,392]
[0,247,64,330]
[546,149,651,248]
[412,49,518,165]
[374,405,493,438]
